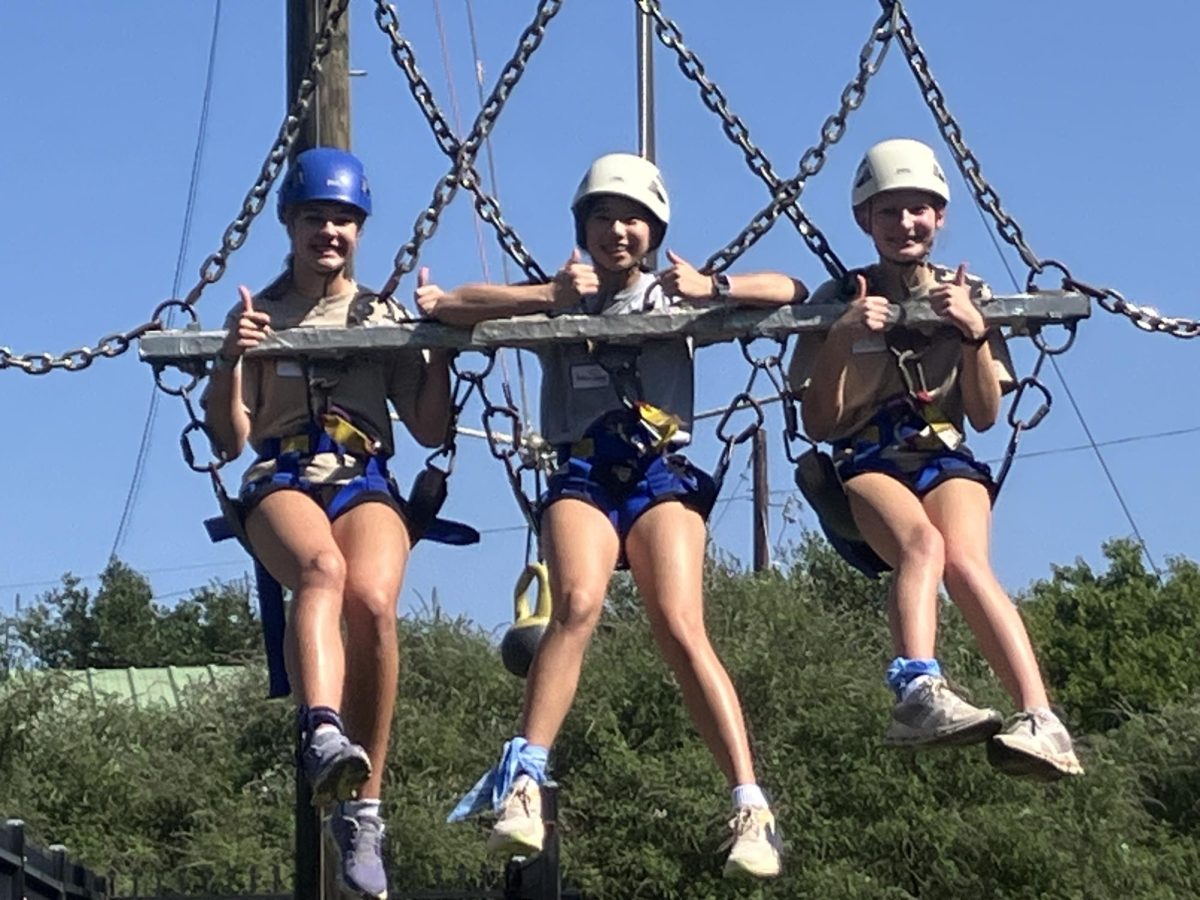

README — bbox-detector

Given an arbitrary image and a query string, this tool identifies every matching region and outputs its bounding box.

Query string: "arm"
[928,265,1002,431]
[657,249,807,306]
[406,349,454,448]
[793,274,890,442]
[415,252,597,326]
[204,285,270,459]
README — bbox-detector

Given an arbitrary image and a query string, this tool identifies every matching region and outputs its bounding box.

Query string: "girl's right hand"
[221,285,273,361]
[551,248,598,309]
[831,274,891,339]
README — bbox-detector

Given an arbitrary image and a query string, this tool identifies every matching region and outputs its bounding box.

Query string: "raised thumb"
[239,285,254,313]
[418,266,430,288]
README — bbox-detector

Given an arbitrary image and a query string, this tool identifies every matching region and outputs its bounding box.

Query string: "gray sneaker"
[884,676,1003,747]
[326,804,388,899]
[988,710,1084,780]
[302,729,372,807]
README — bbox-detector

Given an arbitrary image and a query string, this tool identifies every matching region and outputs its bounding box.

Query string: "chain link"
[706,4,899,276]
[372,1,547,285]
[636,0,846,279]
[886,0,1198,339]
[378,0,563,301]
[0,319,164,376]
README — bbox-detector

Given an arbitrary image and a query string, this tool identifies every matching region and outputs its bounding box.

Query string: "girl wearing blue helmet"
[420,153,806,879]
[205,147,453,900]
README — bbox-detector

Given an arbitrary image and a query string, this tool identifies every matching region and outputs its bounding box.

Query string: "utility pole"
[752,429,770,571]
[635,6,658,271]
[287,0,351,155]
[286,8,351,898]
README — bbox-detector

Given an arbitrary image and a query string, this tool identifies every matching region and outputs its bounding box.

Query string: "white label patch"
[275,360,303,377]
[851,334,887,354]
[570,363,610,390]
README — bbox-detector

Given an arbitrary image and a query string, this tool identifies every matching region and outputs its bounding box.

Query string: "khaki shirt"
[788,263,1016,442]
[215,282,428,488]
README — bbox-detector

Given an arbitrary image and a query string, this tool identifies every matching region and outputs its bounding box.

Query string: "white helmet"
[571,153,670,249]
[851,138,950,208]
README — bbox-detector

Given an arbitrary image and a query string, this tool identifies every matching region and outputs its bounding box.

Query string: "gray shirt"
[538,271,695,446]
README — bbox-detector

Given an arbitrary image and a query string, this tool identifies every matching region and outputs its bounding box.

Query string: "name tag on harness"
[276,360,303,378]
[570,363,610,390]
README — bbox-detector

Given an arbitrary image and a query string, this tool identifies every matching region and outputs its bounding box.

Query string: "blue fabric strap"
[446,737,549,823]
[886,656,942,696]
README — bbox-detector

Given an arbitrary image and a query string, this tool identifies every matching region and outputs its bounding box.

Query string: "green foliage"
[1,541,1199,897]
[1020,538,1200,732]
[4,558,261,669]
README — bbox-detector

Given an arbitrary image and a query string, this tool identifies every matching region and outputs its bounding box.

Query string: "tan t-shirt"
[788,263,1016,443]
[216,282,428,488]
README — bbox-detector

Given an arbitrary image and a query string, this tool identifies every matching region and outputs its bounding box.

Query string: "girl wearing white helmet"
[420,152,805,879]
[788,138,1081,780]
[205,148,462,900]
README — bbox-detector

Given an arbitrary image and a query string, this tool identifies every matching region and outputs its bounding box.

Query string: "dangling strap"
[447,737,549,822]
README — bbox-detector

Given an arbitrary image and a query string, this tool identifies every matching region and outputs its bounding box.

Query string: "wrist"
[961,328,991,348]
[212,347,239,372]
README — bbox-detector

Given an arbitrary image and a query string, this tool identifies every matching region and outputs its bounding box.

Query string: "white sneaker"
[988,710,1084,780]
[884,676,1003,747]
[486,774,544,856]
[722,806,782,879]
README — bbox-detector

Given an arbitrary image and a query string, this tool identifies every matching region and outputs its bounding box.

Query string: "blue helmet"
[277,147,372,222]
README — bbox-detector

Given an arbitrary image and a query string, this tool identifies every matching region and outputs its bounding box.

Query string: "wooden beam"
[139,292,1090,366]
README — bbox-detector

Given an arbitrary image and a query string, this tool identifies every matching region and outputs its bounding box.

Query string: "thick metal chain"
[183,0,350,309]
[378,0,563,301]
[886,0,1198,339]
[636,0,845,279]
[372,0,547,284]
[705,5,898,275]
[0,319,164,376]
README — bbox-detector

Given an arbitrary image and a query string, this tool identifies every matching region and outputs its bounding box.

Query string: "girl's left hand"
[929,263,988,340]
[658,249,713,301]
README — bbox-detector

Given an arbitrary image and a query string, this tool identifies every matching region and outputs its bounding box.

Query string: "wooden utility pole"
[287,0,351,155]
[752,429,770,571]
[286,8,351,899]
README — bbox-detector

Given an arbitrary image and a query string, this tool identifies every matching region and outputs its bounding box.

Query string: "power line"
[111,0,224,558]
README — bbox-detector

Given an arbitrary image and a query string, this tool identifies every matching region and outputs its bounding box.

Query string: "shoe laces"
[349,815,384,859]
[506,780,536,817]
[721,806,765,851]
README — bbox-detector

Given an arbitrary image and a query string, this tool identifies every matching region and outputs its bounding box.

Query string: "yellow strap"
[321,413,381,456]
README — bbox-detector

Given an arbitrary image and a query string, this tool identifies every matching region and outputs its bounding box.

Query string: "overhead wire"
[970,196,1164,579]
[110,0,224,559]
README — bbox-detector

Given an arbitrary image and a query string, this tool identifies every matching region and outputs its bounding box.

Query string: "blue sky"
[2,1,1197,638]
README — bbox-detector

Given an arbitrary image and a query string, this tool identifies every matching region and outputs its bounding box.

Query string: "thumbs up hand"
[551,248,598,310]
[414,266,455,320]
[657,249,711,302]
[832,272,892,339]
[219,285,273,363]
[929,262,987,340]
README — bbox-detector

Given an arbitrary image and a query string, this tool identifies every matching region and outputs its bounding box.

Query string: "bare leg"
[844,473,945,658]
[333,501,412,800]
[520,499,620,748]
[625,501,755,786]
[246,490,348,710]
[922,479,1050,710]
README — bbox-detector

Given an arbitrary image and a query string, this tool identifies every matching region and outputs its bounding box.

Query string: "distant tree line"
[2,538,1199,898]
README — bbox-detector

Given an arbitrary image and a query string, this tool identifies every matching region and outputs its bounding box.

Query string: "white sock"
[732,784,768,810]
[344,798,382,821]
[314,723,340,738]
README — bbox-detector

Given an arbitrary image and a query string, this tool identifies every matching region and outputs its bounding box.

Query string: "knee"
[648,606,709,659]
[895,523,945,573]
[550,586,606,638]
[942,544,995,595]
[343,582,400,635]
[297,548,347,593]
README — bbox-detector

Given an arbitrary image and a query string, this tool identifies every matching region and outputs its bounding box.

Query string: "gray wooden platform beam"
[139,292,1089,366]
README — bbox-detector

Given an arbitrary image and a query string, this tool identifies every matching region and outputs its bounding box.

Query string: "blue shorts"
[541,427,717,545]
[241,454,406,523]
[833,402,995,500]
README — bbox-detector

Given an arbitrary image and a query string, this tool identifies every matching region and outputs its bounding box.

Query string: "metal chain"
[378,0,564,301]
[183,0,349,310]
[886,0,1198,339]
[706,4,898,276]
[0,319,163,376]
[372,1,547,284]
[636,0,845,279]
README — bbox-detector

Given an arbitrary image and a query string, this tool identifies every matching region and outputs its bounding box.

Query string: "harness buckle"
[321,411,381,457]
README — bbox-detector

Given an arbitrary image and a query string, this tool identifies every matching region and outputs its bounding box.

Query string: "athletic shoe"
[722,805,782,879]
[301,729,372,807]
[326,804,388,899]
[988,710,1084,780]
[884,676,1003,747]
[486,774,544,856]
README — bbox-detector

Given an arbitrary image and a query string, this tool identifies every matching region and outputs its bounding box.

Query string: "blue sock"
[886,656,942,698]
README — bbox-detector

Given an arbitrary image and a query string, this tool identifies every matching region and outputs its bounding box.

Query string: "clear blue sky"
[3,1,1197,638]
